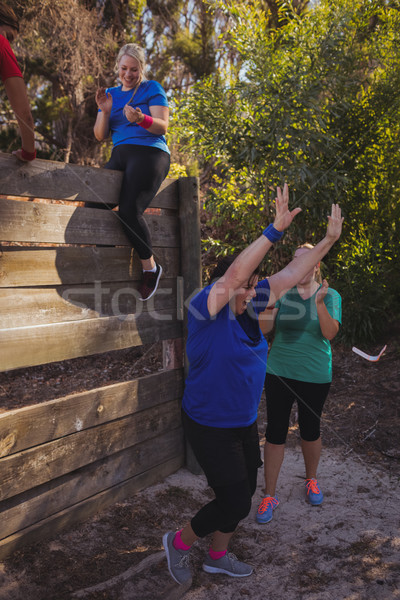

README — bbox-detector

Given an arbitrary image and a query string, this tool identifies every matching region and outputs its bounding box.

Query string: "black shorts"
[182,410,262,488]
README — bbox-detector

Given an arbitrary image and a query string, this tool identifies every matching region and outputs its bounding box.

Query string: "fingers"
[291,207,302,218]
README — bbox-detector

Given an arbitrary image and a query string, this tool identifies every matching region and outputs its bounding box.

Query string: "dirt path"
[1,445,399,600]
[0,337,399,599]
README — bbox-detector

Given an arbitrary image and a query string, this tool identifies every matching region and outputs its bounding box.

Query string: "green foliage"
[172,0,400,344]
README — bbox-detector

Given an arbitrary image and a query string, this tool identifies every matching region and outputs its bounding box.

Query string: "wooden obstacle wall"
[0,152,201,559]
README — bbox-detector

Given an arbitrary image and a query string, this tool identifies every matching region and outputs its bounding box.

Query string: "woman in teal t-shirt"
[256,244,342,524]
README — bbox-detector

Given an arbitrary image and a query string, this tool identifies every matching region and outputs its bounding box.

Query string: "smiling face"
[232,274,259,315]
[118,55,142,91]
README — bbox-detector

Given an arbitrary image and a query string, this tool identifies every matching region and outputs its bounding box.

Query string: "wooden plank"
[0,427,184,541]
[0,369,183,456]
[0,151,179,209]
[0,309,182,372]
[178,177,203,475]
[0,279,178,327]
[0,198,179,246]
[0,246,180,287]
[0,454,183,560]
[0,398,181,502]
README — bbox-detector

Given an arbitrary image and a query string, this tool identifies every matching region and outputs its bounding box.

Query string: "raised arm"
[315,280,340,340]
[267,204,343,306]
[94,87,112,141]
[207,184,301,317]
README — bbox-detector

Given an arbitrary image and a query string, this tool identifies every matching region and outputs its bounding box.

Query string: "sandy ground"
[1,444,399,600]
[0,337,399,599]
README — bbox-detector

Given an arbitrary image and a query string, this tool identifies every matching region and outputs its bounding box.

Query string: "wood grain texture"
[0,151,178,208]
[0,246,180,287]
[0,398,181,502]
[0,310,182,371]
[0,455,183,560]
[0,198,179,246]
[0,369,183,456]
[0,279,178,327]
[0,428,184,540]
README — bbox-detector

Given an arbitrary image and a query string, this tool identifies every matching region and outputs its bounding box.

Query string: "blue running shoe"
[256,496,279,524]
[305,478,324,505]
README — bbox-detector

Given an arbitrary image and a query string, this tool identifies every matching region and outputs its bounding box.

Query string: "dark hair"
[209,254,260,284]
[0,3,19,32]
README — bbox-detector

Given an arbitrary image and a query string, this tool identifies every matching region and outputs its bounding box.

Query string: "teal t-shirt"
[265,286,342,383]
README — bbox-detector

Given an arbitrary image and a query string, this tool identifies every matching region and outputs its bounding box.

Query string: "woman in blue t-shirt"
[256,244,342,525]
[162,186,344,585]
[94,43,170,300]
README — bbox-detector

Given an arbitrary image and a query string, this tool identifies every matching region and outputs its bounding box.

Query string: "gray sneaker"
[202,552,253,577]
[162,531,192,585]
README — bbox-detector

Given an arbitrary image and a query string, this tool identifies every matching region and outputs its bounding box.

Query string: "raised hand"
[273,183,302,232]
[326,204,343,242]
[316,279,329,304]
[95,87,113,115]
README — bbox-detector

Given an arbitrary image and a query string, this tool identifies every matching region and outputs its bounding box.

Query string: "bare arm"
[123,104,169,135]
[207,184,301,317]
[4,76,35,154]
[267,204,343,306]
[259,306,279,335]
[315,280,340,340]
[93,87,112,141]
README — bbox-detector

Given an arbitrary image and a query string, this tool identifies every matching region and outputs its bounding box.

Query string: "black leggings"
[265,373,331,444]
[191,473,258,537]
[105,144,170,260]
[182,410,261,537]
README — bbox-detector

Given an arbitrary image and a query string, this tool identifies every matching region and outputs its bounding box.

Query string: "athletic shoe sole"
[139,264,163,302]
[202,564,253,577]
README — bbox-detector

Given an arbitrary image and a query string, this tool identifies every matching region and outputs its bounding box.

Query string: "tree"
[173,0,400,342]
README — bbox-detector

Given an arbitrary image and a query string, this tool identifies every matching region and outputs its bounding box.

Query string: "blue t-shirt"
[182,279,270,428]
[105,80,170,154]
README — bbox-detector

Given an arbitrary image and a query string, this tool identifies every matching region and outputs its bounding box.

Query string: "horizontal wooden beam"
[0,428,184,541]
[0,369,183,457]
[0,454,183,560]
[0,310,182,371]
[0,151,179,208]
[0,398,181,501]
[0,198,179,246]
[0,246,180,287]
[0,278,179,328]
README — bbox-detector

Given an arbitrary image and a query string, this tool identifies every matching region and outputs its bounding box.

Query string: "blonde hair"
[296,243,322,283]
[115,44,147,82]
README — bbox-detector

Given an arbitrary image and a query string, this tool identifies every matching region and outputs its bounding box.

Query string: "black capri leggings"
[182,410,262,537]
[105,144,170,260]
[265,373,331,445]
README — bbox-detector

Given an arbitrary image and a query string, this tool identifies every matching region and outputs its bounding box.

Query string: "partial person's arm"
[207,184,301,317]
[4,76,35,158]
[94,87,112,141]
[123,104,169,135]
[267,204,343,306]
[315,280,340,340]
[259,306,279,336]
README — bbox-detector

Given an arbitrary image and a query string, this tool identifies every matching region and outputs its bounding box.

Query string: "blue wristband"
[262,224,284,243]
